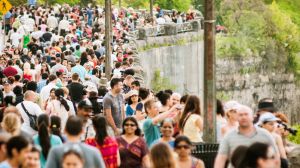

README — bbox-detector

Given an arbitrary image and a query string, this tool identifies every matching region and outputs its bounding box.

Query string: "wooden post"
[2,15,5,48]
[150,0,153,18]
[105,0,112,80]
[203,0,216,143]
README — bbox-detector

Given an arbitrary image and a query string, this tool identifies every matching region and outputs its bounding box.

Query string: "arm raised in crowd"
[152,104,181,125]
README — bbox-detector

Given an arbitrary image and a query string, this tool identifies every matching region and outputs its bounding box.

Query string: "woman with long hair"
[43,88,56,110]
[50,116,66,143]
[33,114,62,168]
[238,142,277,168]
[179,95,203,143]
[1,113,22,136]
[37,63,50,82]
[46,88,70,131]
[116,117,149,168]
[85,115,120,168]
[216,99,227,142]
[150,142,177,168]
[174,136,205,168]
[23,62,35,81]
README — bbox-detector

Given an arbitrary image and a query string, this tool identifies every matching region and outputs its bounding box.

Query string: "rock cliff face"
[132,31,300,124]
[216,57,300,124]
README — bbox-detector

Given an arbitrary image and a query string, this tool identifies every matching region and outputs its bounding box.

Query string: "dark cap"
[258,101,277,112]
[78,99,93,109]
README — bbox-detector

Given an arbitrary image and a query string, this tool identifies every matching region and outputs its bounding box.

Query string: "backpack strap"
[21,102,34,117]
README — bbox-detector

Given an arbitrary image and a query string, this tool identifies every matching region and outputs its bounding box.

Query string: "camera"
[279,122,298,136]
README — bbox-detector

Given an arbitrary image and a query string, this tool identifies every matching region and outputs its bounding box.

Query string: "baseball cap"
[86,85,98,93]
[257,112,280,125]
[78,99,93,109]
[223,100,240,112]
[128,89,138,97]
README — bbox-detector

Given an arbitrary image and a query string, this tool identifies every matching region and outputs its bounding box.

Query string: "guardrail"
[128,19,202,40]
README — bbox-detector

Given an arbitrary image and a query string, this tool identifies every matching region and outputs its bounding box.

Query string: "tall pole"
[105,0,112,80]
[2,15,5,50]
[203,0,216,142]
[150,0,153,19]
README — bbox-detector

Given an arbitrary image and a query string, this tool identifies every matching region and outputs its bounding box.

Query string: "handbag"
[21,102,38,131]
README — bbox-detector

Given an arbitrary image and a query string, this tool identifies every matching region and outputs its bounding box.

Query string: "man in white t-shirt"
[16,90,44,136]
[47,15,58,29]
[10,28,21,48]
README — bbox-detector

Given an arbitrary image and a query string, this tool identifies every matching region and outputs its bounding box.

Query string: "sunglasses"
[175,145,190,149]
[124,123,136,127]
[266,155,275,160]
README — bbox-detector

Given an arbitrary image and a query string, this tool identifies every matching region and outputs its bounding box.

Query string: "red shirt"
[3,66,18,77]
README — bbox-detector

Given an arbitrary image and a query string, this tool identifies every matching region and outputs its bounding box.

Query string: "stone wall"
[216,57,300,124]
[133,31,300,124]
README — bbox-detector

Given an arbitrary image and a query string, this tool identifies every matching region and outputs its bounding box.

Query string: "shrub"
[151,69,177,93]
[288,125,300,144]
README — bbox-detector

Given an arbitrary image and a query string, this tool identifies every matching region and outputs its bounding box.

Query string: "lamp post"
[105,0,112,80]
[203,0,216,143]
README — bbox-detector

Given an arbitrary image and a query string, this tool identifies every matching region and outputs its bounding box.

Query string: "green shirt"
[23,35,30,48]
[75,50,81,59]
[143,118,161,147]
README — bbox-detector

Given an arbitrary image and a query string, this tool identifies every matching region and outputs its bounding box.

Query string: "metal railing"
[128,19,202,39]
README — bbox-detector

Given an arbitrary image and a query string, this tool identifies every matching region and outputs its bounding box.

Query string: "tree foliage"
[9,0,27,6]
[217,0,300,76]
[156,0,191,12]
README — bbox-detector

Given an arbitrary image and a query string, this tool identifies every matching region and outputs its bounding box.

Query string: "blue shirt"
[126,105,135,117]
[33,134,63,168]
[5,12,11,19]
[71,65,87,81]
[0,161,11,168]
[37,79,47,93]
[143,118,161,147]
[152,139,175,148]
[87,9,93,19]
[28,0,36,5]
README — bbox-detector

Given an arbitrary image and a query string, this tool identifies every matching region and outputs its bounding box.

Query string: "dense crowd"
[0,4,298,168]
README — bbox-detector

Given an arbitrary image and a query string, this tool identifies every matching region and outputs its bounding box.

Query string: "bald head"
[24,90,36,102]
[236,105,254,128]
[237,105,254,116]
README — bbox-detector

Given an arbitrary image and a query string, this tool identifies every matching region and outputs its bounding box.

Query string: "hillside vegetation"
[216,0,300,79]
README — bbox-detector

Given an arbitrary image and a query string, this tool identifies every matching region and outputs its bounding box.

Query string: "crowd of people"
[0,3,298,168]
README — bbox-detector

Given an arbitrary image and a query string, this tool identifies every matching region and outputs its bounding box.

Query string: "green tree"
[156,0,191,12]
[123,0,149,9]
[9,0,27,6]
